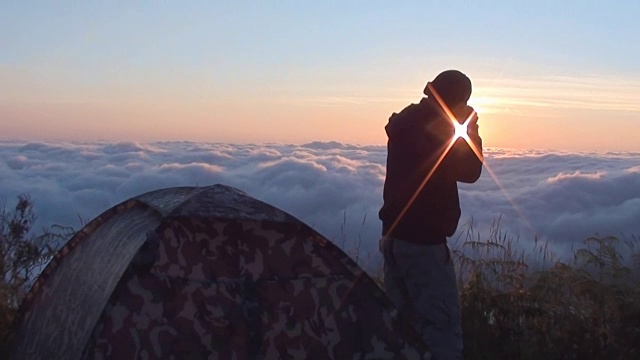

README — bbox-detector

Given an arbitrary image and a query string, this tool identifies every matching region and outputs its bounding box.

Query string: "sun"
[453,116,472,142]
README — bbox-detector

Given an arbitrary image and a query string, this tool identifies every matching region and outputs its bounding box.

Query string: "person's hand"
[466,106,479,134]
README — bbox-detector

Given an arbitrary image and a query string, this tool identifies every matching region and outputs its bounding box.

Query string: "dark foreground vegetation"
[451,220,640,359]
[1,195,639,358]
[0,195,73,355]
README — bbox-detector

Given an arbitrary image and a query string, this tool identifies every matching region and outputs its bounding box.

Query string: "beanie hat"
[424,70,472,106]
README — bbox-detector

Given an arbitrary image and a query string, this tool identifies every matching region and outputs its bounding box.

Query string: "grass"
[351,217,640,359]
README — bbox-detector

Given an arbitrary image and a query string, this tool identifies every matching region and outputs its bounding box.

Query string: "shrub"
[0,195,73,352]
[453,221,640,359]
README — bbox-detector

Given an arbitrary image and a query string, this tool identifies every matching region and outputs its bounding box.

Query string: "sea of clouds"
[1,140,639,269]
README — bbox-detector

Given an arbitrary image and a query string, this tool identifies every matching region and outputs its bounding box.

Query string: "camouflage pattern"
[12,185,429,359]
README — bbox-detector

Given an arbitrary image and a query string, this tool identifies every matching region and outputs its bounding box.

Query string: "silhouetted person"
[379,70,483,360]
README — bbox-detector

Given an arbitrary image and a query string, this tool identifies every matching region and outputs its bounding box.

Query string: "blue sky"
[6,2,637,73]
[2,1,639,150]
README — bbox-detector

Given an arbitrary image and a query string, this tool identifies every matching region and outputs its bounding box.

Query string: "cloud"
[1,140,639,270]
[475,75,640,114]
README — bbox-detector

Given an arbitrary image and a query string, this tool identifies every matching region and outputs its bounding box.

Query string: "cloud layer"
[2,141,639,268]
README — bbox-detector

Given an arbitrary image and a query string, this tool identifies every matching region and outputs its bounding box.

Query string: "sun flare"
[425,82,483,160]
[453,113,474,142]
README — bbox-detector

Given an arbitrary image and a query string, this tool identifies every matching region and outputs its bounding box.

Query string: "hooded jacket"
[379,97,483,244]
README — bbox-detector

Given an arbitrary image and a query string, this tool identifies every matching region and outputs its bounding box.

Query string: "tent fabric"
[11,185,428,359]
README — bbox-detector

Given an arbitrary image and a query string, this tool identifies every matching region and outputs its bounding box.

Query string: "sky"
[2,1,640,151]
[2,140,639,272]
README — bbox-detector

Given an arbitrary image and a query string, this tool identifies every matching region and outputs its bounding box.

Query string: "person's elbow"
[457,160,483,183]
[452,138,483,183]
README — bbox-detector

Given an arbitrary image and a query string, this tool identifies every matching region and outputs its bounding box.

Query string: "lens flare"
[475,159,536,235]
[381,82,537,251]
[453,120,470,142]
[426,82,483,162]
[426,84,536,235]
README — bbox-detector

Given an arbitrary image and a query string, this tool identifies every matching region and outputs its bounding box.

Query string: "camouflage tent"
[11,184,428,359]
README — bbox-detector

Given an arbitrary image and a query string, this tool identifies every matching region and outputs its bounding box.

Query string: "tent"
[11,184,428,359]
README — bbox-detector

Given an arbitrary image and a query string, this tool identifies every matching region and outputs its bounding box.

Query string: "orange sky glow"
[2,3,639,152]
[2,70,639,152]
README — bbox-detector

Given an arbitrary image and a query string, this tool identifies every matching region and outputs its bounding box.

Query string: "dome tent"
[11,185,428,359]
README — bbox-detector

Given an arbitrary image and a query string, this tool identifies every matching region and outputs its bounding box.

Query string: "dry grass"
[451,220,640,359]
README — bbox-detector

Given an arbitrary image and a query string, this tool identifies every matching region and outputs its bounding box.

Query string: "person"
[378,70,483,360]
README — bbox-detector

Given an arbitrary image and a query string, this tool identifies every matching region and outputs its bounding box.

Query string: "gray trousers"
[380,237,463,360]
